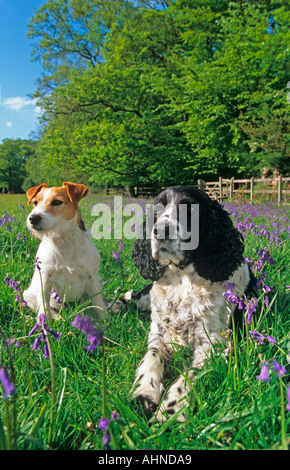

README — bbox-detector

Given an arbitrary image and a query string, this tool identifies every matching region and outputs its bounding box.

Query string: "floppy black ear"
[193,198,244,282]
[131,236,166,281]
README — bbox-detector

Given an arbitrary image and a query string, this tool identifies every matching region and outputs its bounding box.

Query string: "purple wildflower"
[72,315,103,352]
[255,248,275,266]
[98,418,111,448]
[250,330,276,345]
[224,340,234,357]
[4,274,27,306]
[264,295,269,309]
[286,387,290,412]
[111,411,120,421]
[98,412,120,449]
[263,285,271,294]
[0,366,15,399]
[29,314,61,358]
[273,360,287,378]
[35,257,42,271]
[223,283,244,309]
[256,363,270,382]
[244,298,257,325]
[8,338,19,348]
[98,417,110,431]
[112,240,123,263]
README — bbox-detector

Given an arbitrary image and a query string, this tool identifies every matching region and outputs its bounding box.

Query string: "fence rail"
[104,176,290,204]
[198,176,290,204]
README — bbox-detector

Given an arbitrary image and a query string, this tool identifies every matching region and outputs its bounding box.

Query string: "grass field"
[0,193,289,450]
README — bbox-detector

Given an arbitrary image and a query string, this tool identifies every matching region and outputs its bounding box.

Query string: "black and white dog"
[129,186,255,422]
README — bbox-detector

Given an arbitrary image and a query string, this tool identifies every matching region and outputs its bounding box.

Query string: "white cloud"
[6,121,12,127]
[2,96,38,111]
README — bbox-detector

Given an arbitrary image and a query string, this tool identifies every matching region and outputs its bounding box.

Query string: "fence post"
[198,179,205,191]
[250,177,254,203]
[230,177,234,199]
[219,176,222,200]
[278,176,282,204]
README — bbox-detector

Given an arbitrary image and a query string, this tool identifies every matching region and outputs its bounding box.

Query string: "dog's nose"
[29,214,42,227]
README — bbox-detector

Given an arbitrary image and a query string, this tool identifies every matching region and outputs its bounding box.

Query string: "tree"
[27,0,290,188]
[0,139,36,193]
[167,1,290,178]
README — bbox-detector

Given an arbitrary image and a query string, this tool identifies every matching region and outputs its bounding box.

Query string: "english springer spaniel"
[129,186,255,422]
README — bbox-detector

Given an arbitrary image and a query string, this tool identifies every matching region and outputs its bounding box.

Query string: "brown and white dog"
[23,182,106,321]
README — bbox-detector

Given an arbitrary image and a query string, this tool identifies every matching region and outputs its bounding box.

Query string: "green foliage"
[26,0,290,187]
[0,195,289,449]
[0,139,36,193]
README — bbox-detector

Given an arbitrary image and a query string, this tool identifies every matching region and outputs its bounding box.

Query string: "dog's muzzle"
[29,213,42,229]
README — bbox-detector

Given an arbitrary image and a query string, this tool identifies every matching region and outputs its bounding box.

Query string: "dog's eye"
[51,199,63,206]
[33,200,38,207]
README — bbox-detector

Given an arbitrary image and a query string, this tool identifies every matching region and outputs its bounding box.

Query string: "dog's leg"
[154,323,222,422]
[132,336,171,415]
[23,271,52,320]
[87,277,107,321]
[108,284,152,314]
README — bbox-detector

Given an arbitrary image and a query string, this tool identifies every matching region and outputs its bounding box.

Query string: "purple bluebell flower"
[273,360,287,378]
[49,290,69,309]
[250,330,276,345]
[98,417,110,431]
[72,315,103,352]
[286,387,290,412]
[8,338,19,348]
[4,274,28,306]
[264,295,269,309]
[263,285,271,294]
[29,314,61,358]
[0,366,15,398]
[266,335,277,344]
[111,411,119,421]
[223,283,244,309]
[256,363,270,382]
[244,298,257,325]
[112,240,123,263]
[35,257,42,271]
[256,248,275,266]
[98,412,120,449]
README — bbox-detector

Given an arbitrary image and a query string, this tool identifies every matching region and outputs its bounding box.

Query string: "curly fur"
[130,186,254,422]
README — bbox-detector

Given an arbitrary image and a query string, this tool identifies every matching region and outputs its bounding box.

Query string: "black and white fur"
[130,186,255,422]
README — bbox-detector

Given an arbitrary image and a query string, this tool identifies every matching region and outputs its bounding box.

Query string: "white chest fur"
[149,262,249,349]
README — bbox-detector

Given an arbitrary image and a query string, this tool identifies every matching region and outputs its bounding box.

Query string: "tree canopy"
[26,0,289,189]
[0,139,36,193]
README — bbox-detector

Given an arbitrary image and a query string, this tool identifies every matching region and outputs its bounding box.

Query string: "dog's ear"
[193,198,244,282]
[26,183,48,205]
[132,236,166,281]
[62,182,89,204]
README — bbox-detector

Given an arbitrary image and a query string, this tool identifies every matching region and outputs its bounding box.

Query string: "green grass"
[0,194,289,450]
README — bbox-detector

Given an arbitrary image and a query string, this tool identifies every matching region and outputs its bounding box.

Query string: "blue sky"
[0,0,46,143]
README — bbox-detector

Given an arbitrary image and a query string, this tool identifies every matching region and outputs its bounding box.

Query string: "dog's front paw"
[131,376,164,417]
[154,397,187,423]
[153,381,189,423]
[132,393,159,416]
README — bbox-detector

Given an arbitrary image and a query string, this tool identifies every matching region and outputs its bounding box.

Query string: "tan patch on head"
[28,182,88,225]
[42,187,79,221]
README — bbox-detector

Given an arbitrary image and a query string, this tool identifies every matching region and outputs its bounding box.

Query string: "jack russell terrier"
[23,182,106,321]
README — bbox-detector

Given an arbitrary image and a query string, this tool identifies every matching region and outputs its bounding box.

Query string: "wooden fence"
[198,176,290,204]
[104,176,290,204]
